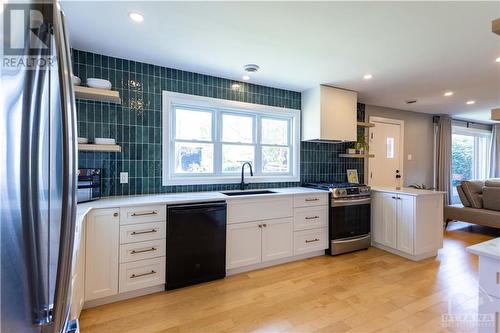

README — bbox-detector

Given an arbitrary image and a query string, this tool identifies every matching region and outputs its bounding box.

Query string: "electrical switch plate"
[120,172,128,184]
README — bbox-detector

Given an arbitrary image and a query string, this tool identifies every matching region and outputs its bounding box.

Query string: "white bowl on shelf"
[72,75,81,86]
[77,137,88,144]
[87,78,112,90]
[94,138,116,145]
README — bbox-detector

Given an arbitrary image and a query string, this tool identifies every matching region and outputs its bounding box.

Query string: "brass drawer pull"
[131,211,158,217]
[305,198,319,202]
[131,229,157,235]
[305,238,320,243]
[131,247,157,255]
[130,270,156,279]
[305,216,319,220]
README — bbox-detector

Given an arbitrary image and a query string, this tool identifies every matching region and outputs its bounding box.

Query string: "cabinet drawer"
[227,196,293,224]
[120,205,166,225]
[119,257,165,293]
[120,239,166,263]
[479,256,500,298]
[293,193,328,208]
[293,206,328,231]
[120,222,166,244]
[293,228,328,255]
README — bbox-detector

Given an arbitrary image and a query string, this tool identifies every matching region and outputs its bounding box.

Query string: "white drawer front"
[293,206,328,231]
[293,228,328,255]
[227,196,293,224]
[120,205,166,225]
[479,256,500,298]
[120,222,166,244]
[119,257,165,293]
[293,193,328,208]
[120,239,166,263]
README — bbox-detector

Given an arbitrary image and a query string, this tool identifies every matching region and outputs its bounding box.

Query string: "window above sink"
[162,91,301,185]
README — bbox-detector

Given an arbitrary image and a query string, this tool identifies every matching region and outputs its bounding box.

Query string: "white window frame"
[162,91,301,185]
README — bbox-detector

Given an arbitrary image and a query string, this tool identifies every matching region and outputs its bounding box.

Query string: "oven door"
[330,197,371,240]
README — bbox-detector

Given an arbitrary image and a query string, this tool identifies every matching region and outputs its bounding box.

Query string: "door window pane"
[262,146,289,172]
[175,108,212,141]
[222,145,254,172]
[174,142,213,173]
[261,118,288,145]
[222,114,253,143]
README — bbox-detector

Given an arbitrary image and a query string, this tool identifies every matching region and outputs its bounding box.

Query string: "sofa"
[444,179,500,229]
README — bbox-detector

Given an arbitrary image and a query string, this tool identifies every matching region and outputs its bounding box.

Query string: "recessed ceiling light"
[129,12,144,23]
[363,74,373,80]
[231,83,241,90]
[444,91,454,97]
[466,100,475,105]
[496,56,500,63]
[242,75,250,81]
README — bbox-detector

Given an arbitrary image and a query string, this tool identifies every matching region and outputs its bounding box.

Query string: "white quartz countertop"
[467,238,500,261]
[76,187,327,224]
[371,186,446,196]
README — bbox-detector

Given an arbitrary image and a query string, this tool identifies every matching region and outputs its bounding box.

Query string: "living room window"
[451,125,492,204]
[162,91,300,185]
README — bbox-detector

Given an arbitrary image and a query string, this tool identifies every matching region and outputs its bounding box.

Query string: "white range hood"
[301,85,357,142]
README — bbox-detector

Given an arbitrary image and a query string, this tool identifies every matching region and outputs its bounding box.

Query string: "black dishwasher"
[166,201,227,290]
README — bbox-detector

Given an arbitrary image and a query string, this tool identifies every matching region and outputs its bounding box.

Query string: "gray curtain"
[435,116,452,205]
[490,124,500,178]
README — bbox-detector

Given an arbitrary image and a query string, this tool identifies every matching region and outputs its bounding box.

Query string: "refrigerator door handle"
[50,4,78,333]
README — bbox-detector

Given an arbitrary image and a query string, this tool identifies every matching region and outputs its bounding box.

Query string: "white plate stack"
[94,138,116,145]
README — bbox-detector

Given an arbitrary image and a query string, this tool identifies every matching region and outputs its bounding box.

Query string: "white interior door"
[368,117,404,187]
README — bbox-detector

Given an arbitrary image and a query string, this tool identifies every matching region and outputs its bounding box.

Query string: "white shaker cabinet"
[371,188,444,261]
[227,221,262,269]
[85,208,120,301]
[261,218,293,262]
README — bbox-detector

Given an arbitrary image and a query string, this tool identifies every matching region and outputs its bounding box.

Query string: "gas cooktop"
[305,182,371,199]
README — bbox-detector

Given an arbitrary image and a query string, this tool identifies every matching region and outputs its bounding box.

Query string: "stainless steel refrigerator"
[1,1,78,332]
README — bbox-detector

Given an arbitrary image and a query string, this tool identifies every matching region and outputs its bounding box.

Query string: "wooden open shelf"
[74,86,121,104]
[339,153,375,158]
[78,144,122,152]
[357,122,375,128]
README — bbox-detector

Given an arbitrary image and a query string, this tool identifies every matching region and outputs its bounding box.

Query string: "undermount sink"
[221,190,276,196]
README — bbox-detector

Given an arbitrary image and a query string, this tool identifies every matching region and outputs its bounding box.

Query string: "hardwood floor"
[79,222,499,333]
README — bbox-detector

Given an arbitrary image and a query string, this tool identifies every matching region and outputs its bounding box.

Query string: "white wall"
[365,105,435,188]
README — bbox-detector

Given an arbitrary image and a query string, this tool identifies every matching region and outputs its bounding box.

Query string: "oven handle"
[331,197,371,207]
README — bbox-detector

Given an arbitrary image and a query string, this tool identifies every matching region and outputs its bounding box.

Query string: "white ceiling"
[62,1,500,123]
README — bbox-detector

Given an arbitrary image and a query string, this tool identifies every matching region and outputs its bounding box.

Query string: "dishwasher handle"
[167,201,227,214]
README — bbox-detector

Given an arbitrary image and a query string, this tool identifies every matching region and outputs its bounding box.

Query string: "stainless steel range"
[306,183,371,255]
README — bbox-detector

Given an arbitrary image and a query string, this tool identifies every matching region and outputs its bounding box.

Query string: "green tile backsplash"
[73,49,364,196]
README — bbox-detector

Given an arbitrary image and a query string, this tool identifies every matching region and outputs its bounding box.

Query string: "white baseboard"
[372,242,437,261]
[83,284,165,309]
[226,250,325,276]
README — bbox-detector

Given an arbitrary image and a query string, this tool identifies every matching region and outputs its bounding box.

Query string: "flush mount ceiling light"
[496,56,500,63]
[363,74,373,80]
[242,75,250,81]
[129,12,144,23]
[244,64,260,73]
[466,100,476,105]
[444,91,454,97]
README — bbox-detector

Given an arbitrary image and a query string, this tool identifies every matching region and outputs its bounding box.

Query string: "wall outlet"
[407,154,412,161]
[120,172,128,184]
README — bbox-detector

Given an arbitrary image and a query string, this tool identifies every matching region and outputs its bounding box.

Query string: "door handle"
[130,270,156,279]
[305,238,320,243]
[305,216,319,220]
[131,229,158,235]
[131,211,158,217]
[130,247,157,254]
[305,198,319,202]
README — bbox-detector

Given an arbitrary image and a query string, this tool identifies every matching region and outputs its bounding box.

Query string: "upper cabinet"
[301,85,357,142]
